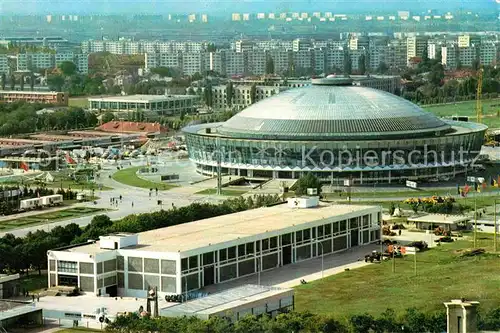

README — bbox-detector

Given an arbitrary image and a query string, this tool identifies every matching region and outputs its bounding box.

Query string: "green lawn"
[112,166,177,190]
[295,235,500,318]
[56,329,102,333]
[194,188,248,196]
[0,206,105,232]
[19,274,48,293]
[424,99,500,128]
[68,97,89,108]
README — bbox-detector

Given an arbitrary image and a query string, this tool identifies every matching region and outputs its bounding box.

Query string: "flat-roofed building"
[88,94,198,116]
[161,284,294,321]
[47,201,381,299]
[0,91,68,105]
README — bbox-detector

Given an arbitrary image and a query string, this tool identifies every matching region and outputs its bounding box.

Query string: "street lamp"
[312,239,324,278]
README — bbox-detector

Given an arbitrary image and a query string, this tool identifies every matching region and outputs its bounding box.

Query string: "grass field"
[19,274,48,293]
[56,329,102,333]
[0,206,104,232]
[112,166,177,190]
[194,188,248,196]
[295,234,500,318]
[423,99,500,128]
[68,97,89,108]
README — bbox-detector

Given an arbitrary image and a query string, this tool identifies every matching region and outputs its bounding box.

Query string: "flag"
[464,184,470,194]
[66,153,76,164]
[20,161,28,172]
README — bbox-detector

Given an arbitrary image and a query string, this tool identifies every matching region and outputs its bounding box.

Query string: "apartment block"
[0,55,10,74]
[182,52,205,76]
[246,50,267,76]
[480,42,498,66]
[268,49,292,74]
[325,48,345,72]
[293,50,312,72]
[406,36,428,64]
[458,45,478,67]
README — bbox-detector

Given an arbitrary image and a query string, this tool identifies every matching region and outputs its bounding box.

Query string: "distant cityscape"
[0,31,498,78]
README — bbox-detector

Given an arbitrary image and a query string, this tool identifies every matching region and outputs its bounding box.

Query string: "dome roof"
[218,85,451,140]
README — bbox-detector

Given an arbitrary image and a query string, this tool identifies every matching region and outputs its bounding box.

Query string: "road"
[0,162,225,238]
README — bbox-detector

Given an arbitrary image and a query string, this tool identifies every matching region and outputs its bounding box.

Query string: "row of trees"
[0,194,281,276]
[105,307,500,332]
[0,102,98,136]
[0,73,36,91]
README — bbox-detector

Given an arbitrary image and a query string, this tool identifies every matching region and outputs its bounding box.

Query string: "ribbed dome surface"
[218,85,451,140]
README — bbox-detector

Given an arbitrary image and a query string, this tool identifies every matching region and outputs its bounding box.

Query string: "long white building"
[47,201,381,299]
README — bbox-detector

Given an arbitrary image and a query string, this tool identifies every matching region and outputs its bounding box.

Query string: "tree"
[150,67,172,78]
[377,62,388,74]
[358,54,366,75]
[250,83,257,104]
[58,61,77,76]
[10,75,15,90]
[206,43,217,52]
[203,83,213,109]
[30,73,35,91]
[226,81,234,109]
[294,173,322,196]
[343,53,352,75]
[19,74,24,91]
[101,111,115,123]
[265,56,275,74]
[428,63,445,86]
[1,73,5,90]
[47,74,65,91]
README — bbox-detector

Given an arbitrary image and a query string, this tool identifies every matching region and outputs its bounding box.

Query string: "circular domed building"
[183,78,487,184]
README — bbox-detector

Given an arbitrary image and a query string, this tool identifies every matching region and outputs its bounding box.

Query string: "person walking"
[131,202,134,208]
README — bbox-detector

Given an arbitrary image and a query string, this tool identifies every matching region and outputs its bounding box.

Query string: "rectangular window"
[128,273,143,290]
[332,222,339,234]
[270,237,277,249]
[79,262,94,275]
[325,223,332,235]
[318,225,324,237]
[246,242,254,254]
[128,257,143,272]
[203,252,214,265]
[57,261,77,273]
[303,228,311,241]
[181,258,188,271]
[219,264,237,282]
[144,258,159,274]
[262,239,269,251]
[227,247,236,260]
[238,244,245,257]
[296,231,303,242]
[340,220,347,232]
[189,256,198,269]
[161,276,176,293]
[117,272,124,288]
[281,233,292,245]
[350,218,358,229]
[161,260,176,275]
[219,249,227,262]
[117,256,124,271]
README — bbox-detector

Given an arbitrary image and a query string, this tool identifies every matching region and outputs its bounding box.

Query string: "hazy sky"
[0,0,497,15]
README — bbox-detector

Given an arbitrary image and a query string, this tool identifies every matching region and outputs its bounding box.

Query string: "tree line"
[0,194,281,276]
[0,102,98,136]
[106,306,500,333]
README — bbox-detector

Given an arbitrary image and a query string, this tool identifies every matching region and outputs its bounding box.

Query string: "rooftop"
[160,284,293,318]
[408,214,470,224]
[64,203,378,255]
[0,301,40,322]
[210,85,455,140]
[88,94,197,102]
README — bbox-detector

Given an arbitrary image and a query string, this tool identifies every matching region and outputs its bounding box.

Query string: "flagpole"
[473,197,477,248]
[494,199,497,253]
[414,251,417,277]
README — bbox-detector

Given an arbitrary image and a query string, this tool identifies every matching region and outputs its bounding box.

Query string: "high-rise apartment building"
[406,36,429,64]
